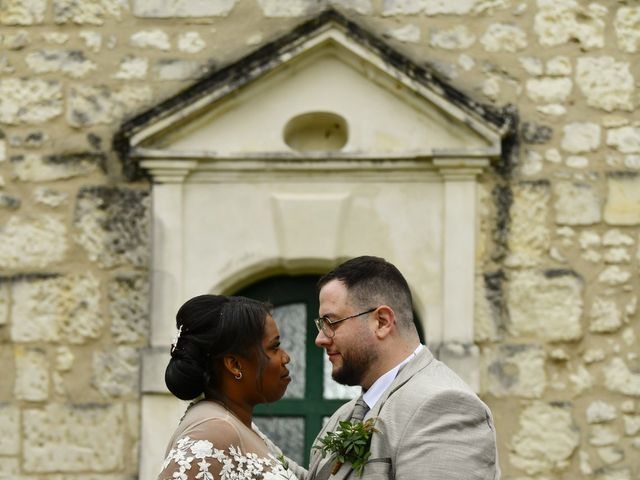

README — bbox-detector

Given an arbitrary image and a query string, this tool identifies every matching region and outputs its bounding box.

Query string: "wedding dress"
[158,400,306,480]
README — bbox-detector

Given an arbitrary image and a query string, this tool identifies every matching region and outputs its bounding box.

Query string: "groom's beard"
[332,339,378,386]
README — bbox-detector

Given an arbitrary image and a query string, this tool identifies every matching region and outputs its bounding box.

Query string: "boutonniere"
[314,418,380,476]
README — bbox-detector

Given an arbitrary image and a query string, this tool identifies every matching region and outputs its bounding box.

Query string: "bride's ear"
[223,355,242,378]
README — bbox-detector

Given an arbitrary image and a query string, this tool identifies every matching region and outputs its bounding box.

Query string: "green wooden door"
[235,275,358,466]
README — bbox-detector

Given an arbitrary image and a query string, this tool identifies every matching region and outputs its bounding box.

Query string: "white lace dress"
[158,401,306,480]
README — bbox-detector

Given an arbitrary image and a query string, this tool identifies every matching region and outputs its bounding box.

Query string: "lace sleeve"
[158,420,298,480]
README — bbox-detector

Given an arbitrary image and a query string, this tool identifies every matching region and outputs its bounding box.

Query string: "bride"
[158,295,306,480]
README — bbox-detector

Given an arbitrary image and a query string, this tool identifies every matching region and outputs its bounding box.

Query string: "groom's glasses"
[314,307,378,338]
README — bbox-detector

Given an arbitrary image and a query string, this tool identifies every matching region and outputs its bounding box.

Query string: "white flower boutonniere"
[314,418,380,476]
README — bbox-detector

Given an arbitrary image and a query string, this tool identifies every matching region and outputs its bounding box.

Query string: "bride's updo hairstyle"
[164,294,271,401]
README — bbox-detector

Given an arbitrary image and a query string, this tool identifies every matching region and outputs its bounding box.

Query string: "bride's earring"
[234,371,243,380]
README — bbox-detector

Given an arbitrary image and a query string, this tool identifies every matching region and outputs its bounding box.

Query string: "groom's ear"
[373,305,395,339]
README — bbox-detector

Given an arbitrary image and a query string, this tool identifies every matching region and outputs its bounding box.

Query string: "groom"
[308,256,500,479]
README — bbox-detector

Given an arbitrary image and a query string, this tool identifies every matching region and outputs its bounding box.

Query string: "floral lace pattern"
[160,436,297,480]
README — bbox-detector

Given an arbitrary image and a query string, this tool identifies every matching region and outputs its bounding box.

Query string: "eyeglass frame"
[314,306,378,338]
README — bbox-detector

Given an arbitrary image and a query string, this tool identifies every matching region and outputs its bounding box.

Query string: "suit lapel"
[308,400,356,478]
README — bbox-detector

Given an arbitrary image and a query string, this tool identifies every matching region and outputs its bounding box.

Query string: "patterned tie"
[313,396,369,480]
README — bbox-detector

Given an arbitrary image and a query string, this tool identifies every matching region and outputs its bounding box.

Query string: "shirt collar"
[362,344,424,412]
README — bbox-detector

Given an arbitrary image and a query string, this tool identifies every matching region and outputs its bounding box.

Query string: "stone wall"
[0,0,639,479]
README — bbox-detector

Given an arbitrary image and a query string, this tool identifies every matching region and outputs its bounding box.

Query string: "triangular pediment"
[115,10,509,180]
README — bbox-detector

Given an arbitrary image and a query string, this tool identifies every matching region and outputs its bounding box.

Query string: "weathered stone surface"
[0,79,63,125]
[129,29,170,50]
[569,365,593,394]
[0,403,20,455]
[604,357,640,396]
[382,0,509,16]
[177,31,206,53]
[576,57,634,112]
[607,127,640,154]
[623,415,640,436]
[598,266,632,286]
[67,84,153,127]
[92,346,140,398]
[520,57,543,76]
[507,270,583,341]
[74,187,150,268]
[79,30,102,52]
[34,187,69,207]
[256,0,324,17]
[153,59,206,80]
[12,153,103,182]
[23,403,125,472]
[480,23,527,52]
[602,229,634,247]
[583,348,606,364]
[109,274,149,344]
[113,56,149,80]
[1,29,31,49]
[566,155,588,168]
[56,346,74,371]
[11,274,102,343]
[133,0,235,17]
[485,344,546,398]
[604,175,640,225]
[521,150,542,176]
[510,402,580,475]
[597,446,624,465]
[14,346,49,401]
[387,24,421,43]
[534,0,606,49]
[590,425,619,447]
[526,78,572,104]
[475,272,505,342]
[25,50,97,78]
[521,122,552,144]
[0,193,20,209]
[546,56,571,76]
[0,0,46,25]
[587,401,617,423]
[604,247,630,264]
[561,122,601,153]
[429,26,475,49]
[53,0,129,25]
[0,216,67,269]
[553,181,601,225]
[505,182,550,267]
[589,297,622,333]
[0,282,8,325]
[615,7,640,53]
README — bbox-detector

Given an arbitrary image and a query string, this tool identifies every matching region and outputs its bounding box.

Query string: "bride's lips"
[281,371,291,382]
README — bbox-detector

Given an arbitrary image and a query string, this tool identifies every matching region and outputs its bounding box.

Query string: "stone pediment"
[115,10,509,180]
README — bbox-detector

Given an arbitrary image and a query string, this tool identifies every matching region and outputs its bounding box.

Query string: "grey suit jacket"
[308,348,500,480]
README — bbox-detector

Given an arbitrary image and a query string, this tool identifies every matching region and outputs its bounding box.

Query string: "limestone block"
[12,153,103,182]
[505,182,550,267]
[607,126,640,154]
[625,155,640,169]
[522,150,542,176]
[583,348,606,364]
[56,346,74,371]
[429,26,475,49]
[0,404,20,455]
[597,446,624,465]
[34,187,69,207]
[615,7,640,53]
[130,29,170,50]
[604,175,640,225]
[593,468,632,480]
[604,357,640,396]
[328,0,373,14]
[74,187,150,268]
[534,0,606,49]
[507,270,583,342]
[53,0,129,25]
[0,0,46,25]
[0,282,8,326]
[474,272,504,343]
[623,415,640,436]
[79,31,102,52]
[520,57,543,76]
[561,122,601,153]
[14,346,49,401]
[67,84,152,127]
[598,266,632,286]
[113,56,149,80]
[134,0,235,17]
[0,457,18,477]
[92,346,140,398]
[25,50,96,78]
[579,231,601,249]
[23,403,125,472]
[387,25,421,43]
[510,401,580,475]
[526,78,572,104]
[42,32,69,45]
[2,30,31,49]
[569,365,593,394]
[256,0,325,16]
[382,0,509,16]
[522,123,553,145]
[480,23,527,52]
[0,216,67,269]
[546,56,571,76]
[484,344,546,398]
[566,155,588,168]
[11,274,102,344]
[604,248,630,263]
[576,57,634,112]
[0,79,63,125]
[590,425,619,446]
[587,401,617,423]
[153,59,206,81]
[109,274,149,344]
[178,32,206,53]
[553,181,601,225]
